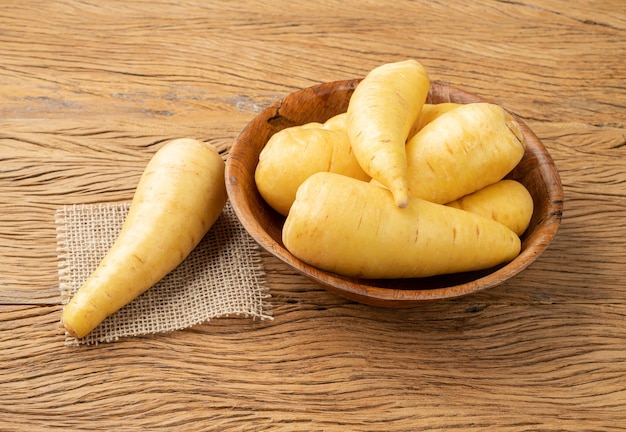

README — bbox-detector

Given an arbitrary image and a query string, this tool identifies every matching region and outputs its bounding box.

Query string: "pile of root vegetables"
[255,59,533,280]
[61,59,533,340]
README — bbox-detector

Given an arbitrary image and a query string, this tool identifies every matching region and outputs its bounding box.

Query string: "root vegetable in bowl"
[225,62,562,307]
[282,171,522,279]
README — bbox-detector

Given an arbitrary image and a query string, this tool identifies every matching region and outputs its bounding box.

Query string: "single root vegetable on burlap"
[61,138,227,339]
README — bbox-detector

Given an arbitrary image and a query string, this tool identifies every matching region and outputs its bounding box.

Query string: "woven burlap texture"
[56,201,272,346]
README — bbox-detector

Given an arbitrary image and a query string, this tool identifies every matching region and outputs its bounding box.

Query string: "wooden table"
[1,1,624,430]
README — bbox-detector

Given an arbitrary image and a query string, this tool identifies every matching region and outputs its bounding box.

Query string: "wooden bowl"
[226,79,563,307]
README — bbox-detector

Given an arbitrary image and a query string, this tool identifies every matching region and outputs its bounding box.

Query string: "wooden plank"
[1,303,624,430]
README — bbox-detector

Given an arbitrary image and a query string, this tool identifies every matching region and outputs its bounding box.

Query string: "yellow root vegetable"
[447,179,534,236]
[407,102,462,140]
[321,112,347,131]
[346,59,430,208]
[406,102,526,204]
[255,114,369,216]
[61,138,227,339]
[283,172,521,279]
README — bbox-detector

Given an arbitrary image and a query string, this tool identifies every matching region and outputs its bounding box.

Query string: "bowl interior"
[226,80,563,307]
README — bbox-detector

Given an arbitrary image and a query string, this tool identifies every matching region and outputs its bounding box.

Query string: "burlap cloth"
[56,201,272,346]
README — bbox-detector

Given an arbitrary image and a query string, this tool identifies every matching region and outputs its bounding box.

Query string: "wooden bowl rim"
[226,79,563,307]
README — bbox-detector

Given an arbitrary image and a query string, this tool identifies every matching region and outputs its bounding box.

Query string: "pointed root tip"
[394,194,409,208]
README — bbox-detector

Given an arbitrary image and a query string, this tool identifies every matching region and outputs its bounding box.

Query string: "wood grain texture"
[1,0,624,430]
